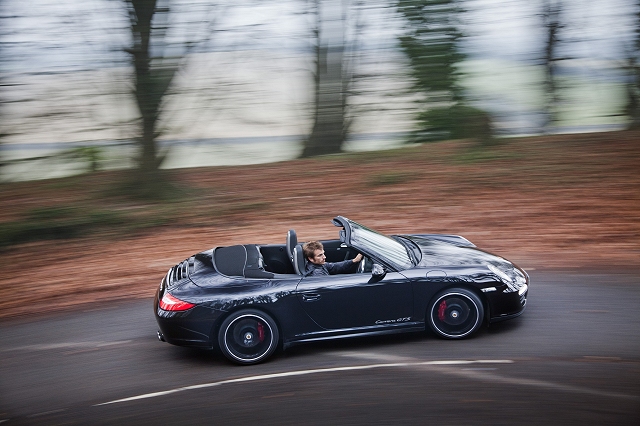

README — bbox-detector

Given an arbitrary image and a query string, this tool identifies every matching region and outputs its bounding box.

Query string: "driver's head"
[303,241,325,265]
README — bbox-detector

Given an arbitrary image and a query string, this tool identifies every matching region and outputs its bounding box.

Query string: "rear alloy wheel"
[428,288,484,339]
[218,309,279,365]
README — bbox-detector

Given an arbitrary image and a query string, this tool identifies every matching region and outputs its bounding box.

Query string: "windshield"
[349,221,413,270]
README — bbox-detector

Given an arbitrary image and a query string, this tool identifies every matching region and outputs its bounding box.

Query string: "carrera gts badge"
[375,317,411,325]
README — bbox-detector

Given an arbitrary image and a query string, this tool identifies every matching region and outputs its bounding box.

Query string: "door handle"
[302,293,321,302]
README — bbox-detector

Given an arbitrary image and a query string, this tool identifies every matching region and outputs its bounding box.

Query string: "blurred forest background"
[0,0,639,315]
[1,0,638,182]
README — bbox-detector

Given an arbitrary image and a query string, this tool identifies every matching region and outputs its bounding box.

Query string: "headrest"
[293,244,306,276]
[286,229,297,259]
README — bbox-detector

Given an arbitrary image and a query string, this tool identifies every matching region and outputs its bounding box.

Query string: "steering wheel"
[357,256,366,273]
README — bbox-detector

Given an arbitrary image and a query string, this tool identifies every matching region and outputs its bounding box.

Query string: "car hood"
[407,235,515,269]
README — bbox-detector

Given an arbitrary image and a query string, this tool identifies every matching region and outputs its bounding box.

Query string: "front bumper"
[486,284,528,323]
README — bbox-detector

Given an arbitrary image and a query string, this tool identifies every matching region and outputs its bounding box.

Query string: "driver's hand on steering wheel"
[352,253,363,263]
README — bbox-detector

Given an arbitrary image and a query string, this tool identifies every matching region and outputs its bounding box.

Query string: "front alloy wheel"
[428,288,484,339]
[218,309,279,365]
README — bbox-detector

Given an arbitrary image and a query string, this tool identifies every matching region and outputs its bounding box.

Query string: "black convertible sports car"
[154,216,529,365]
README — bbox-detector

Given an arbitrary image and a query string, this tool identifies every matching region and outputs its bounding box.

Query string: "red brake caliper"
[257,322,265,342]
[438,300,447,321]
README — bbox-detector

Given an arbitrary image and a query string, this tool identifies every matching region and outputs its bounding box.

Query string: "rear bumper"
[155,312,217,349]
[154,289,222,349]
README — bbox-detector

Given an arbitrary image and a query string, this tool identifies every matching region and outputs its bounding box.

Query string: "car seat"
[292,244,306,275]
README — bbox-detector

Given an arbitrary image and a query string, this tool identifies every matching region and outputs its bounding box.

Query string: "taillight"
[159,293,196,311]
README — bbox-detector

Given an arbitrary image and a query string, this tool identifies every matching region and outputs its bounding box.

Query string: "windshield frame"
[338,217,414,271]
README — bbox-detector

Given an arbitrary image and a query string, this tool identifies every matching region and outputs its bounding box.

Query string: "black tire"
[428,288,484,339]
[218,309,279,365]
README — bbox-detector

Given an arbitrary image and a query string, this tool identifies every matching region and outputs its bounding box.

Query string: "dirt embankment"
[1,131,639,319]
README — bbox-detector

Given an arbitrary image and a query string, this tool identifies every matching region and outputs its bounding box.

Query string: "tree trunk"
[127,0,174,183]
[626,1,640,130]
[302,0,348,158]
[303,44,346,157]
[541,0,563,131]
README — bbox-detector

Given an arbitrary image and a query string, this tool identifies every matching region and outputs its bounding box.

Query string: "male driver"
[303,240,363,276]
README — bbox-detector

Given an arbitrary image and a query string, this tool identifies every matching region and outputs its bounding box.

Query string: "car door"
[295,271,414,330]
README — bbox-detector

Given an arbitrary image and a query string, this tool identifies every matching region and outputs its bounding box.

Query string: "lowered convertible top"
[213,244,273,279]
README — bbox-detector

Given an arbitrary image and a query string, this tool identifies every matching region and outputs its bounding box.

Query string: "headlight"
[513,267,527,285]
[488,263,527,293]
[488,264,512,284]
[518,284,528,296]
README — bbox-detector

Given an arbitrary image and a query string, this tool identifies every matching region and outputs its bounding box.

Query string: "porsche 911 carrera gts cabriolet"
[154,216,529,364]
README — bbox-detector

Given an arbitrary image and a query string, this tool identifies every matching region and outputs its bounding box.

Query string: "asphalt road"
[2,270,639,425]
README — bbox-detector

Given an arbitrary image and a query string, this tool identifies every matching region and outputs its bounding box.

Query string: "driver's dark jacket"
[304,259,358,276]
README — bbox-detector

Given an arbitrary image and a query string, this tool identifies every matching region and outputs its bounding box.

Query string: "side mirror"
[368,264,387,284]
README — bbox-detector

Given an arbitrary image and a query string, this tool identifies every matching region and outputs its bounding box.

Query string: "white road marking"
[27,409,66,418]
[329,351,414,362]
[94,359,512,406]
[95,353,639,407]
[2,341,132,352]
[344,351,638,401]
[427,365,638,400]
[334,351,513,366]
[462,368,497,371]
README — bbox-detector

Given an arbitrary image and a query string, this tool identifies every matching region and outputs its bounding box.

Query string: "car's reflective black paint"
[154,216,529,364]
